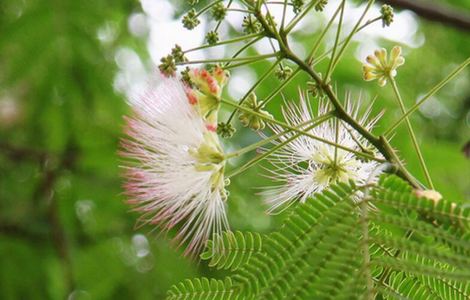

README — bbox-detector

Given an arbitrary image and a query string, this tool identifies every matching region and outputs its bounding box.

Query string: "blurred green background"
[0,0,469,299]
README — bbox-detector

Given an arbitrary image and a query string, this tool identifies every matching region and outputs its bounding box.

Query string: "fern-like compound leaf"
[200,231,264,271]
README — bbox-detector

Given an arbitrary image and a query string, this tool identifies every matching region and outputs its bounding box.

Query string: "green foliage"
[168,176,470,299]
[200,231,264,271]
[167,277,239,300]
[2,0,470,298]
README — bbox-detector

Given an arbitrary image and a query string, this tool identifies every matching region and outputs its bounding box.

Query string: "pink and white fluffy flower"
[121,72,229,256]
[262,92,382,213]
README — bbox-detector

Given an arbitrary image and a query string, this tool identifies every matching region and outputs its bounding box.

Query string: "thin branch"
[381,0,470,32]
[0,142,49,162]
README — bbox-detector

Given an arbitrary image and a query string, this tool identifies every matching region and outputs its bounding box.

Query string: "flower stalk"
[389,78,434,189]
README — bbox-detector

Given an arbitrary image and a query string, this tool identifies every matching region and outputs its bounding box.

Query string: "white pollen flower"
[121,72,229,256]
[262,92,383,213]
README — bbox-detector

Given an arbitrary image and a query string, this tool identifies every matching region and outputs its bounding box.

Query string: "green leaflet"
[200,231,264,271]
[166,277,240,300]
[166,175,470,300]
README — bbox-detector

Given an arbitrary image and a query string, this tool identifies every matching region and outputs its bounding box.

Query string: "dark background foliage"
[0,0,469,299]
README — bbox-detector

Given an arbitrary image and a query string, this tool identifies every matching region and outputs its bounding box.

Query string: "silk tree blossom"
[121,70,230,256]
[262,92,383,213]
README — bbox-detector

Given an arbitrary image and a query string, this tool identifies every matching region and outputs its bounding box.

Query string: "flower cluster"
[315,0,328,12]
[381,5,394,27]
[275,66,293,81]
[262,92,382,213]
[171,44,187,63]
[238,92,273,131]
[363,46,405,87]
[292,0,305,14]
[205,31,219,45]
[121,69,229,256]
[211,2,227,21]
[186,66,229,130]
[182,8,200,30]
[217,122,236,138]
[158,55,176,77]
[242,15,262,34]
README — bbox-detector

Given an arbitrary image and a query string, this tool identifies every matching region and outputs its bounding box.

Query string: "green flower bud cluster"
[242,15,262,34]
[238,93,273,131]
[307,81,322,97]
[206,31,219,45]
[275,66,293,81]
[182,9,200,30]
[291,0,305,14]
[171,44,187,63]
[306,72,324,96]
[380,4,394,27]
[315,0,328,12]
[187,0,199,5]
[159,55,176,76]
[181,67,192,86]
[211,2,227,21]
[217,122,236,138]
[158,45,188,77]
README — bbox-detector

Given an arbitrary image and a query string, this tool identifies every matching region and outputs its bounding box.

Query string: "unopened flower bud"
[182,9,200,30]
[275,66,293,81]
[242,15,262,34]
[307,81,322,97]
[380,5,394,27]
[217,122,236,138]
[211,2,227,21]
[181,67,192,86]
[205,31,219,45]
[238,93,273,131]
[292,0,305,14]
[315,0,328,12]
[171,44,187,63]
[188,66,229,126]
[158,55,176,76]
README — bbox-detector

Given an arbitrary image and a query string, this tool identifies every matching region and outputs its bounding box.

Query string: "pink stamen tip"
[215,67,224,75]
[200,69,209,78]
[206,124,217,132]
[186,91,198,105]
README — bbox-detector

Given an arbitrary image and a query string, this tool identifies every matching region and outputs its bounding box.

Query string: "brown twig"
[382,0,470,32]
[0,141,49,162]
[32,141,79,294]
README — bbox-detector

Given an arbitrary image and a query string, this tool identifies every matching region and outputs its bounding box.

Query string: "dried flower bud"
[171,44,187,63]
[238,93,273,131]
[315,0,328,12]
[242,15,262,34]
[414,189,443,203]
[158,55,176,76]
[217,122,236,138]
[211,2,227,21]
[182,9,200,30]
[363,46,405,87]
[380,5,394,27]
[291,0,305,14]
[275,66,293,81]
[205,31,219,45]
